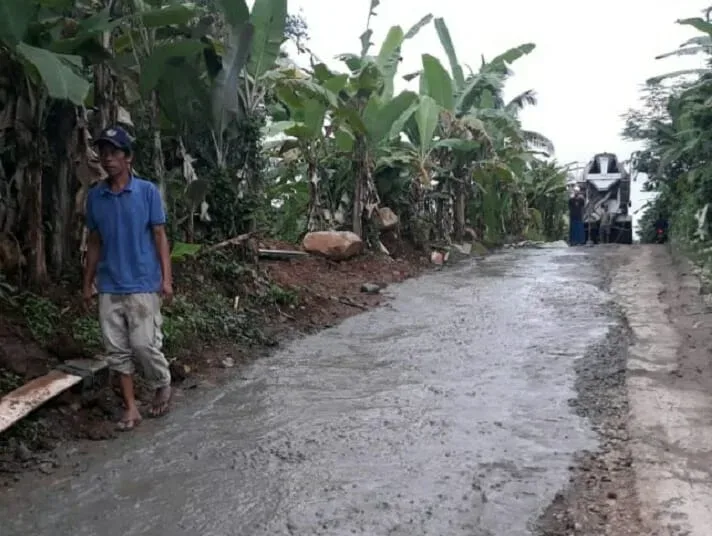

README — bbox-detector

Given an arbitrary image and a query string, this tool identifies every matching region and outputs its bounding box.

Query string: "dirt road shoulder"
[536,247,640,536]
[611,244,712,535]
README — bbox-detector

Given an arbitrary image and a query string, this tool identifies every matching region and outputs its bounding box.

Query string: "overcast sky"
[281,0,708,233]
[286,0,706,166]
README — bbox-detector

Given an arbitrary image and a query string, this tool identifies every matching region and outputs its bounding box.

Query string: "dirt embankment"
[0,236,431,483]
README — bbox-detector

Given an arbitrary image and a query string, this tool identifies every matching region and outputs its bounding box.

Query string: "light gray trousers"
[99,293,171,389]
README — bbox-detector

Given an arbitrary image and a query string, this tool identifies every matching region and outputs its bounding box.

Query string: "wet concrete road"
[2,248,617,536]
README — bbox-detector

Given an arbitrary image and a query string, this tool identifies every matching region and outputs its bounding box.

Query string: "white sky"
[281,0,709,235]
[285,0,706,166]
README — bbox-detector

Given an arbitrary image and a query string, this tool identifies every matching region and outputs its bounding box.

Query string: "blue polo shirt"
[86,177,166,294]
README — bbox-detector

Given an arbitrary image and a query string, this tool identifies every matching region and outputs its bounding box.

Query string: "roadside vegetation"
[0,0,570,385]
[624,6,712,266]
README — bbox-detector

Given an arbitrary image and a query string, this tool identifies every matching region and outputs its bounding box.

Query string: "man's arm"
[148,184,172,292]
[83,191,100,297]
[83,230,101,294]
[152,225,172,287]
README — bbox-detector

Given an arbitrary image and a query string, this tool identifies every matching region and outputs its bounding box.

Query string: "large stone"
[534,240,569,249]
[452,243,472,255]
[430,251,444,265]
[302,231,364,261]
[430,250,450,265]
[375,207,399,231]
[360,283,382,294]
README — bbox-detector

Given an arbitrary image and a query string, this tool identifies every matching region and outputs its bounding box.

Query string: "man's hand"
[82,285,95,311]
[161,280,174,306]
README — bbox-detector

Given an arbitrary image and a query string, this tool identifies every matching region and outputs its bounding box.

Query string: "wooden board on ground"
[0,371,83,433]
[0,359,108,434]
[258,249,310,260]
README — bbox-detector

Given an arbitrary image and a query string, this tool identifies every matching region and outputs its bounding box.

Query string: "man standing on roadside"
[568,186,586,246]
[83,125,173,431]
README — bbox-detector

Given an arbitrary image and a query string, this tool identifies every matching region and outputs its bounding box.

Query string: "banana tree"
[62,1,215,254]
[101,0,217,203]
[395,96,482,241]
[648,17,712,83]
[241,0,287,116]
[138,0,286,239]
[266,87,330,232]
[520,159,568,239]
[334,64,419,239]
[0,0,93,283]
[468,159,526,242]
[430,17,552,155]
[313,6,431,240]
[429,24,556,241]
[239,0,286,230]
[414,51,491,241]
[165,0,286,232]
[273,12,432,242]
[129,0,200,196]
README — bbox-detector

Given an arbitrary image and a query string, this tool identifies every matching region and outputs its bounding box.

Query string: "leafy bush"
[162,293,248,352]
[20,295,60,345]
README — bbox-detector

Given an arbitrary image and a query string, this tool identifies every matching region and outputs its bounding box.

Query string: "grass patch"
[0,368,22,395]
[5,251,284,360]
[71,316,103,352]
[471,241,489,256]
[163,291,256,352]
[20,294,61,345]
[261,283,299,307]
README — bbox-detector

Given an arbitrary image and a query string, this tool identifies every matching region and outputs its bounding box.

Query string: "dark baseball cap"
[94,125,133,152]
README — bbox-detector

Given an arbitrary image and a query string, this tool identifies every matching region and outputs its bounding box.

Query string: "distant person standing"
[83,125,173,432]
[654,215,669,243]
[599,201,613,244]
[568,186,585,245]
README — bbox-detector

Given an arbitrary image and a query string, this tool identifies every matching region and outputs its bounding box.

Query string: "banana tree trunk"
[17,85,48,285]
[26,161,46,285]
[149,92,166,205]
[51,157,71,275]
[306,160,322,232]
[435,198,447,241]
[409,180,430,250]
[352,138,381,242]
[352,177,363,237]
[434,184,454,242]
[151,128,165,200]
[244,117,265,233]
[454,181,466,242]
[50,104,77,276]
[92,53,116,134]
[352,140,365,238]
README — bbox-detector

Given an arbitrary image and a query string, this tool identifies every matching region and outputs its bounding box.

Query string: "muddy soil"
[0,238,429,483]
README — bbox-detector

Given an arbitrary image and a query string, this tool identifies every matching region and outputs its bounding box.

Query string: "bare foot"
[148,386,172,418]
[116,408,142,432]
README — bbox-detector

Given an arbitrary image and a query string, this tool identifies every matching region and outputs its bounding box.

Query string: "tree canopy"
[0,0,570,286]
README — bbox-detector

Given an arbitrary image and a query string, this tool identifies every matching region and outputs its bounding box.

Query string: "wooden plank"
[0,370,83,434]
[57,358,108,376]
[258,249,309,260]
